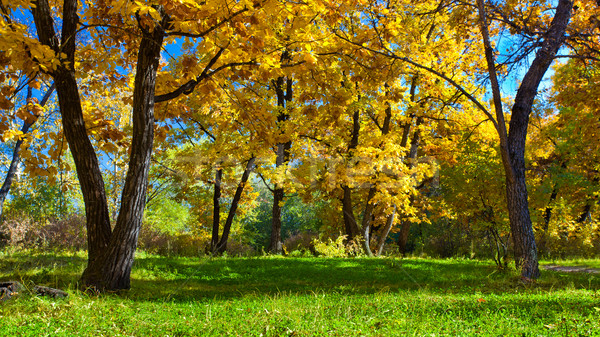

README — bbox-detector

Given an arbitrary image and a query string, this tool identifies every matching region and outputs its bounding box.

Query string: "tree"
[26,0,259,290]
[476,0,574,278]
[0,83,54,218]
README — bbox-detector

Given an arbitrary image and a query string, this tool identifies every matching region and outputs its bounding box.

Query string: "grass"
[0,250,599,336]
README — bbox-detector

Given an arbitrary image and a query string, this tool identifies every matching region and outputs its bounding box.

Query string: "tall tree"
[476,0,574,279]
[28,0,257,290]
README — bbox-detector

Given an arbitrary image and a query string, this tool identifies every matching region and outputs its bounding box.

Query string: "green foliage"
[0,253,599,335]
[311,235,349,257]
[4,177,78,222]
[242,188,325,250]
[144,197,191,235]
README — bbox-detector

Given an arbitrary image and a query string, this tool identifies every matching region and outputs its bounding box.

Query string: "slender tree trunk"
[269,76,292,253]
[539,184,558,255]
[216,157,255,254]
[0,84,54,218]
[577,203,593,223]
[32,0,112,265]
[341,107,361,242]
[477,0,573,279]
[375,205,396,256]
[80,8,167,290]
[360,101,395,256]
[397,116,423,254]
[210,168,223,252]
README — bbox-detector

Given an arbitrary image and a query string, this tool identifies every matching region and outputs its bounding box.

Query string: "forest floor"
[0,250,599,336]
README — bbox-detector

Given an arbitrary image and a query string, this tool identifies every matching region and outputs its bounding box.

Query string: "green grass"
[1,251,599,336]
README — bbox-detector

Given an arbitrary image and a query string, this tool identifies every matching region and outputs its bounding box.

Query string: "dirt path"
[542,265,600,274]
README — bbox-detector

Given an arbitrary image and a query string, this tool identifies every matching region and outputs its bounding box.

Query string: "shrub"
[311,235,364,257]
[283,231,317,254]
[0,212,86,251]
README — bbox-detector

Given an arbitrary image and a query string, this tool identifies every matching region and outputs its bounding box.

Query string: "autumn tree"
[9,0,261,290]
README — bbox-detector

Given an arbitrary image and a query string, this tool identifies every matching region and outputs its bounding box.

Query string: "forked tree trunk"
[80,10,167,290]
[360,101,394,256]
[32,0,112,265]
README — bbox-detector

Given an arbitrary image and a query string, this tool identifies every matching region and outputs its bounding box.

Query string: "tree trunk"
[80,8,167,290]
[32,0,112,265]
[577,203,593,223]
[216,157,255,254]
[210,168,223,252]
[397,116,423,254]
[375,205,396,256]
[359,102,395,256]
[341,184,360,239]
[477,0,573,279]
[269,76,292,254]
[539,184,558,255]
[0,84,54,218]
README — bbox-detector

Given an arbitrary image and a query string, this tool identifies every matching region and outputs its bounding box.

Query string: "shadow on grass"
[126,257,599,302]
[0,252,86,288]
[2,252,598,303]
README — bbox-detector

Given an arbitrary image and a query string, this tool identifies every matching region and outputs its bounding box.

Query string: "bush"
[0,212,86,250]
[283,231,317,254]
[311,235,364,257]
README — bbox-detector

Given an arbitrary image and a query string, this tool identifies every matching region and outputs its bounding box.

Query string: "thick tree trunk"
[477,0,573,279]
[32,0,112,265]
[269,76,292,254]
[397,220,412,255]
[210,169,223,252]
[342,185,360,240]
[80,9,166,290]
[215,157,255,254]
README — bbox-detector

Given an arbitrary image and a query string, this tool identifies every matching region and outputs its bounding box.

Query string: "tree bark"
[210,168,223,252]
[80,7,167,290]
[32,0,112,265]
[477,0,573,279]
[0,84,54,218]
[340,106,362,242]
[269,76,292,253]
[539,184,558,255]
[215,157,255,254]
[375,205,396,256]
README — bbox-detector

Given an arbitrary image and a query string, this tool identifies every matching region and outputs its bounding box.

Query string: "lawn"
[0,251,599,336]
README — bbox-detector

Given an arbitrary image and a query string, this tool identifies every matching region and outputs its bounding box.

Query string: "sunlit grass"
[1,251,599,336]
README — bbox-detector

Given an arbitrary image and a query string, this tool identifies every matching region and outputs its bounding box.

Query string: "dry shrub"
[0,212,86,250]
[41,214,86,250]
[222,238,255,256]
[0,214,36,248]
[284,231,317,254]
